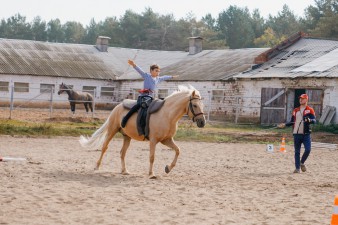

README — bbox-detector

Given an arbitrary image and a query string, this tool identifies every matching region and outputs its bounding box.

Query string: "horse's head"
[187,90,206,128]
[58,83,68,95]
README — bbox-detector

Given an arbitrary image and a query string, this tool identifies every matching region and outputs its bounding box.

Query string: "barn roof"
[234,37,338,79]
[0,38,117,80]
[0,38,267,81]
[103,47,267,81]
[102,47,189,80]
[161,48,267,81]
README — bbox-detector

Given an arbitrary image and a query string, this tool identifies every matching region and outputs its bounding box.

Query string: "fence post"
[9,85,14,119]
[207,92,211,121]
[92,88,96,118]
[235,96,240,124]
[49,86,54,118]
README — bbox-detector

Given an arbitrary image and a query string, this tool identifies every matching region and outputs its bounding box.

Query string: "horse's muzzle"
[196,117,206,128]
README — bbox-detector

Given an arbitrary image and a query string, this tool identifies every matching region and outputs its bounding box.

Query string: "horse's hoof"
[121,171,130,175]
[149,175,157,179]
[165,165,170,174]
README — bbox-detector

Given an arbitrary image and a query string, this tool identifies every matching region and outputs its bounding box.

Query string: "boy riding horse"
[121,60,179,128]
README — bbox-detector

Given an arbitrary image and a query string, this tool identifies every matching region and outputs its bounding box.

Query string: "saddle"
[122,98,165,139]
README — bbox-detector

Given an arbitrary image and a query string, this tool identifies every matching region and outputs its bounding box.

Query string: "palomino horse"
[79,85,205,179]
[58,83,93,114]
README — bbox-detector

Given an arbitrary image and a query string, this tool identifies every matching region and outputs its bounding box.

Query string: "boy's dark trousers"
[121,104,140,128]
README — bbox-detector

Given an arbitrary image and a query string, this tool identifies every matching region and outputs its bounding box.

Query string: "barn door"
[260,88,286,125]
[306,89,323,120]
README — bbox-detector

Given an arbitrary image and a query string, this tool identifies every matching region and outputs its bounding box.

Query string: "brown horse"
[58,83,93,114]
[79,85,205,179]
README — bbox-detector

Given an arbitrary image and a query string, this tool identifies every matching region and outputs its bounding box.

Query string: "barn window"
[158,89,168,99]
[40,84,55,94]
[0,81,9,92]
[83,86,96,96]
[125,89,139,100]
[59,84,73,90]
[101,87,114,97]
[212,90,224,102]
[14,82,29,93]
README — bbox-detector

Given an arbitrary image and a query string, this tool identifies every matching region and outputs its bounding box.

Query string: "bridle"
[188,96,204,122]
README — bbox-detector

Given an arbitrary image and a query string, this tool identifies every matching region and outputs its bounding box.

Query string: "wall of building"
[118,79,247,122]
[1,74,337,124]
[239,78,338,124]
[0,74,117,105]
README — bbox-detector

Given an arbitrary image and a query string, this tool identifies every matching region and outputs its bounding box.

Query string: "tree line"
[0,0,337,50]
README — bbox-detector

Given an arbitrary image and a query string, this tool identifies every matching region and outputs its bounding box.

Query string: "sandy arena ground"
[0,135,337,225]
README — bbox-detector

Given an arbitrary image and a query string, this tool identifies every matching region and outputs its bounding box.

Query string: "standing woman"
[278,94,316,173]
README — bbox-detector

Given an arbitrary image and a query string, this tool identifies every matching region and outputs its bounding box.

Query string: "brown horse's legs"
[148,141,157,179]
[120,135,131,175]
[95,128,118,170]
[84,103,89,112]
[161,138,180,174]
[89,103,93,112]
[70,103,75,114]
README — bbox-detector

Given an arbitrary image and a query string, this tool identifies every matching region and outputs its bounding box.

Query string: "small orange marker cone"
[279,137,286,152]
[331,195,338,225]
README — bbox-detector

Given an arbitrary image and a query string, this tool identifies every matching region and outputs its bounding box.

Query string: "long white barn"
[0,33,337,124]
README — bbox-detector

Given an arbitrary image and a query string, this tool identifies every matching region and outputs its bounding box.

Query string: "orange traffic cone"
[279,137,286,152]
[331,195,338,225]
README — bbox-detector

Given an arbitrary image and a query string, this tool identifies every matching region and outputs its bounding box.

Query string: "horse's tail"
[79,116,111,149]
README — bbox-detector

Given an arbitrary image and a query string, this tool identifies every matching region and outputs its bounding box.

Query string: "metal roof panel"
[235,38,338,79]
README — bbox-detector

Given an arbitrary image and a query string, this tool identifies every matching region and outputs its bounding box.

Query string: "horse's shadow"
[41,170,150,187]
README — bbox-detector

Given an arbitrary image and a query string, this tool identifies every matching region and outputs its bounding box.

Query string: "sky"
[0,0,315,26]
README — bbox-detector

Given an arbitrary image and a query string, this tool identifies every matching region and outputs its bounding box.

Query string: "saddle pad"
[122,99,137,109]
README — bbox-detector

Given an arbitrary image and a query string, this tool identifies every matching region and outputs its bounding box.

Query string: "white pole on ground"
[0,156,27,162]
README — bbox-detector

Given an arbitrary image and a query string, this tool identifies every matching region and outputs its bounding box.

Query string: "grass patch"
[313,123,338,134]
[0,119,98,137]
[0,119,336,144]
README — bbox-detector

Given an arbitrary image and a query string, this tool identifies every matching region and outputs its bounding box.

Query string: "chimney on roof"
[96,36,111,52]
[188,37,203,55]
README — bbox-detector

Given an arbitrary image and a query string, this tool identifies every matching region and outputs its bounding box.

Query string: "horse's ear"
[192,90,196,97]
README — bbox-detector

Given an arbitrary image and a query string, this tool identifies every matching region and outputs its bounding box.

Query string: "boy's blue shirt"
[134,66,172,96]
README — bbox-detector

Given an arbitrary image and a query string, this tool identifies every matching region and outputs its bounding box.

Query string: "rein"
[188,97,204,122]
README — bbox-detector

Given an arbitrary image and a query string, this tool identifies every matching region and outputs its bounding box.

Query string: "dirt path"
[1,135,337,225]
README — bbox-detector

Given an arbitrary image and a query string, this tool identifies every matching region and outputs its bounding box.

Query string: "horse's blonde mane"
[166,85,200,99]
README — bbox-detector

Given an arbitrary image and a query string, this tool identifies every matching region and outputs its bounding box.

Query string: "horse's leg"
[70,103,75,115]
[148,141,158,179]
[95,127,119,170]
[120,135,131,175]
[89,103,93,112]
[161,138,180,174]
[84,103,89,113]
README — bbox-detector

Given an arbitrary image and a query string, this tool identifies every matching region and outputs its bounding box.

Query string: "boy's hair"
[150,64,160,71]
